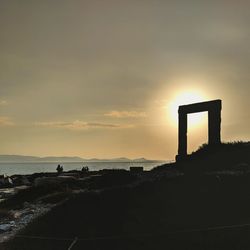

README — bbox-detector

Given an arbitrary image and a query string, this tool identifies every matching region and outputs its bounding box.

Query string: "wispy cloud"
[35,120,133,130]
[104,110,147,118]
[0,117,14,126]
[0,100,8,106]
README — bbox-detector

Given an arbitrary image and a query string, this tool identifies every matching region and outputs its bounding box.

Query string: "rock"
[20,214,33,224]
[10,211,22,219]
[0,175,14,188]
[7,177,13,185]
[0,224,12,232]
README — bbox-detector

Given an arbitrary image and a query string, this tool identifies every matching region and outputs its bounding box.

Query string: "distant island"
[0,155,162,163]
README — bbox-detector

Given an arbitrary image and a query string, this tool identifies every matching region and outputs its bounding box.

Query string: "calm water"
[0,161,165,176]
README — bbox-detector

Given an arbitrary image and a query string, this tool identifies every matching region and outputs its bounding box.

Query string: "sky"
[0,0,250,160]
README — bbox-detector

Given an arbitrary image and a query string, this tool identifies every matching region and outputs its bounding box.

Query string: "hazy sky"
[0,1,249,160]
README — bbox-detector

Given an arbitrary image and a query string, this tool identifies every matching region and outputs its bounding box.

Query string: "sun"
[168,90,207,128]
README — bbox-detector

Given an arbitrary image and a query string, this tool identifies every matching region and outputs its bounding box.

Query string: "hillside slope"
[3,142,250,250]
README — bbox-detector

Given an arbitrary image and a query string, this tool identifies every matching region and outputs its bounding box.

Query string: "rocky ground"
[3,168,250,250]
[0,169,152,244]
[0,202,55,243]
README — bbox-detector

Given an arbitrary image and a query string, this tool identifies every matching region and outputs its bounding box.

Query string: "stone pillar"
[208,108,221,145]
[177,111,187,158]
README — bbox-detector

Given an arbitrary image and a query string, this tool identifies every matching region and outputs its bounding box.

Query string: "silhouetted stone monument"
[176,99,222,161]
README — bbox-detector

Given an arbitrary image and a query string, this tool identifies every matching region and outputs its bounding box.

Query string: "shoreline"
[0,161,164,177]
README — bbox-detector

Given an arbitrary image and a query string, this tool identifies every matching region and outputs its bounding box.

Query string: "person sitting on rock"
[56,164,63,174]
[81,166,89,172]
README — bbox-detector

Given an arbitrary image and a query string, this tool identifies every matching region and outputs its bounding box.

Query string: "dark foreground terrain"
[2,142,250,250]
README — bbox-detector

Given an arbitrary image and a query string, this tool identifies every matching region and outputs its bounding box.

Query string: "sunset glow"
[0,1,250,160]
[168,91,207,129]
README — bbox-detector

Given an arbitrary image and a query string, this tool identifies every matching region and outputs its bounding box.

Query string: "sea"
[0,161,165,176]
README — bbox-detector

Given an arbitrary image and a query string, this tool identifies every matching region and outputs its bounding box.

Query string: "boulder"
[0,224,12,232]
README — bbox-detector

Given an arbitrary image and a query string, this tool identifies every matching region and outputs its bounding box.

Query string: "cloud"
[104,110,147,118]
[35,120,133,130]
[0,100,8,106]
[0,117,14,126]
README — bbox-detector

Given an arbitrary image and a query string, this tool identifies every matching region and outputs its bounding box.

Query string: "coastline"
[0,161,164,176]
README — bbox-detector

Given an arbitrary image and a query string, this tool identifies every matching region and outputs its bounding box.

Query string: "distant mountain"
[0,155,161,163]
[0,155,83,163]
[83,157,157,162]
[133,158,149,162]
[83,157,130,162]
[0,155,41,162]
[40,156,84,162]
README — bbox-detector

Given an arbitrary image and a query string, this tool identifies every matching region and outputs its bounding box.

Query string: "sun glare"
[168,91,207,129]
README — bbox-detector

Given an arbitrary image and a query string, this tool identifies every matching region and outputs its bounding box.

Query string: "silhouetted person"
[56,164,63,174]
[81,166,89,172]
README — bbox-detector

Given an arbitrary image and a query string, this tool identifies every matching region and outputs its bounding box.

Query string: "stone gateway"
[176,99,222,161]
